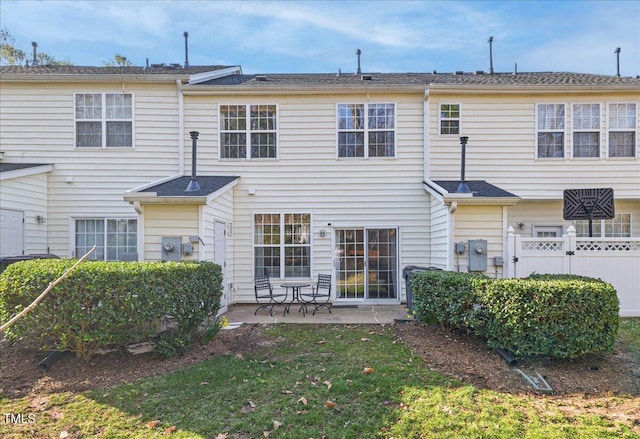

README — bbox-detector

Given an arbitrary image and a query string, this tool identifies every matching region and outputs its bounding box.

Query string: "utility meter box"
[161,237,182,261]
[468,239,488,272]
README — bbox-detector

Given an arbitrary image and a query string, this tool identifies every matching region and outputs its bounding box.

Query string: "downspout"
[423,89,430,182]
[177,79,185,174]
[448,201,457,271]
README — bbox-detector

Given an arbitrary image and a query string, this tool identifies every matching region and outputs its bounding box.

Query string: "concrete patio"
[222,303,412,325]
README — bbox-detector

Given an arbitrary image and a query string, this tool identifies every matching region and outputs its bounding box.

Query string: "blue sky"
[1,0,639,76]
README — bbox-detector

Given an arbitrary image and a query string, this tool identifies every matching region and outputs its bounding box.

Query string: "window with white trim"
[254,213,311,278]
[608,103,636,157]
[537,104,565,158]
[75,218,137,260]
[572,103,600,158]
[337,103,395,157]
[75,93,133,148]
[439,104,460,135]
[575,213,631,237]
[220,104,277,159]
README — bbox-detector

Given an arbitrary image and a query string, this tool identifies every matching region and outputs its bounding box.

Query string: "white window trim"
[438,103,461,137]
[570,102,602,160]
[218,103,279,160]
[335,102,397,159]
[252,212,313,280]
[535,102,567,160]
[531,225,564,237]
[606,102,638,160]
[74,92,135,149]
[69,215,138,260]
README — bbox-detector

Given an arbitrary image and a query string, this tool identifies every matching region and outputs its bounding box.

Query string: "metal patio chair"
[301,273,332,315]
[254,276,288,316]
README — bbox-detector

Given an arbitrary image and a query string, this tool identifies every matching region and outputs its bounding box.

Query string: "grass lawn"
[1,321,638,438]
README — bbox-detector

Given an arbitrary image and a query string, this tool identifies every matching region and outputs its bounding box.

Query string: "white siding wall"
[203,189,235,304]
[0,82,182,256]
[428,94,640,199]
[184,93,431,302]
[429,197,450,269]
[142,204,199,261]
[0,173,48,255]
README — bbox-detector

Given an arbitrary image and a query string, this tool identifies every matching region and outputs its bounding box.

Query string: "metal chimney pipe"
[356,49,362,75]
[185,131,201,192]
[31,42,39,66]
[184,32,190,68]
[488,36,494,75]
[615,47,621,77]
[456,136,471,193]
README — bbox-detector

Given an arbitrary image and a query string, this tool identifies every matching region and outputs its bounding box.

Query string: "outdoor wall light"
[35,215,46,224]
[319,229,326,238]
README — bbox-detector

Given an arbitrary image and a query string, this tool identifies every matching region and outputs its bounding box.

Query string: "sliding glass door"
[335,228,398,300]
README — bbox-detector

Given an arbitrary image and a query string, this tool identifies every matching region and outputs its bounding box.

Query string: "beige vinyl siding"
[508,199,640,237]
[0,81,182,256]
[142,204,199,261]
[452,204,504,277]
[203,189,235,304]
[0,173,49,254]
[184,93,430,302]
[428,93,640,199]
[429,198,450,269]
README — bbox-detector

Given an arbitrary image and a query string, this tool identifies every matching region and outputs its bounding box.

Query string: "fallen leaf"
[273,420,282,430]
[282,389,294,394]
[363,367,375,374]
[147,420,160,429]
[164,426,177,435]
[248,400,257,408]
[317,340,326,344]
[214,434,228,439]
[59,432,69,439]
[298,396,308,405]
[361,338,372,342]
[263,431,271,437]
[323,380,332,389]
[325,400,336,409]
[200,381,209,385]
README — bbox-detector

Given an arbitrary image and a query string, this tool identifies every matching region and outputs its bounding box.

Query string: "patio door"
[335,228,398,300]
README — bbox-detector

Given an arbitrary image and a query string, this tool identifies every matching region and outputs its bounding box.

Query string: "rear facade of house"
[1,66,639,314]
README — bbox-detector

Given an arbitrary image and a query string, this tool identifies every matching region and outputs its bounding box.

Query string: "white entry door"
[0,209,24,257]
[214,221,228,309]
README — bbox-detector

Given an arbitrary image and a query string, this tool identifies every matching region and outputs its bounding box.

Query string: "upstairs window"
[608,103,636,157]
[220,104,277,159]
[337,103,395,158]
[439,104,460,135]
[572,104,600,158]
[537,103,565,158]
[75,93,133,148]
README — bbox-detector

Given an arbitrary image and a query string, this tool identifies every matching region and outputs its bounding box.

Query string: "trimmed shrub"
[479,276,619,358]
[409,270,619,359]
[0,259,222,359]
[410,270,488,331]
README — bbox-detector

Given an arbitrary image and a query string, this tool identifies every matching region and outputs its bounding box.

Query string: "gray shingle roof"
[0,163,51,172]
[429,180,519,198]
[139,176,238,197]
[0,65,231,76]
[195,72,640,87]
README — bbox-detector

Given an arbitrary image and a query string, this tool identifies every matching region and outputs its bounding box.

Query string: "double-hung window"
[75,93,133,148]
[439,104,460,135]
[608,103,636,157]
[572,104,600,158]
[575,213,631,237]
[75,218,137,261]
[254,213,311,278]
[337,103,395,158]
[220,104,277,159]
[537,104,565,158]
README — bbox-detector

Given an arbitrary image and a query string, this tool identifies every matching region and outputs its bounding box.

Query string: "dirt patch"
[1,322,639,401]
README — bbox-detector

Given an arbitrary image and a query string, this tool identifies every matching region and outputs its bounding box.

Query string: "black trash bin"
[402,265,442,312]
[0,254,59,274]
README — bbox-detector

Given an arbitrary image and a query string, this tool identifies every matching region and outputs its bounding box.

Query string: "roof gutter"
[177,79,185,174]
[181,84,429,96]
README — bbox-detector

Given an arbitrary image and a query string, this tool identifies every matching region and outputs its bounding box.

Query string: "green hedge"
[0,259,222,359]
[410,271,619,359]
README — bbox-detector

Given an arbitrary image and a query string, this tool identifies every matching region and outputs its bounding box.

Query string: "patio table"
[280,282,311,316]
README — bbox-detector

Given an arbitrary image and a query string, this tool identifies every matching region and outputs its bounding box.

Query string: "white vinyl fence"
[505,226,640,317]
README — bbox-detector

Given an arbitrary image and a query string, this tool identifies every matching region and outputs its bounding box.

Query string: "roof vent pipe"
[183,32,189,68]
[488,36,494,75]
[356,49,362,75]
[615,47,620,77]
[456,136,471,193]
[31,42,39,66]
[185,131,201,192]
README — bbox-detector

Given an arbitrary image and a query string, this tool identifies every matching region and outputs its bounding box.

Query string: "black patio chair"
[301,273,332,315]
[254,276,288,316]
